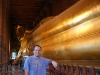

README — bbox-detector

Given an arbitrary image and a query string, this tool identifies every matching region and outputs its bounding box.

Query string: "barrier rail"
[0,65,24,75]
[47,64,100,75]
[0,63,100,75]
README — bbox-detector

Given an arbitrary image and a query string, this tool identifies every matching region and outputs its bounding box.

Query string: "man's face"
[33,46,42,57]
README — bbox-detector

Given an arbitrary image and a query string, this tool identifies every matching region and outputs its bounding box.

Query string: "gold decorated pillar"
[2,0,10,65]
[0,0,10,70]
[0,0,3,70]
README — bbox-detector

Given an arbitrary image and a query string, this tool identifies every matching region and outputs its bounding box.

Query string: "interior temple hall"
[0,0,100,75]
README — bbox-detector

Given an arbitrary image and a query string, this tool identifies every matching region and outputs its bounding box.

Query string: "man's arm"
[24,69,29,75]
[51,60,58,69]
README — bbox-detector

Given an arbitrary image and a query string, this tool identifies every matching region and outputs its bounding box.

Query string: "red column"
[2,0,10,65]
[0,0,3,71]
[0,0,10,71]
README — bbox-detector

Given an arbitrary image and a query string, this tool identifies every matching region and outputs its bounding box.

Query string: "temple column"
[0,0,3,71]
[0,0,10,71]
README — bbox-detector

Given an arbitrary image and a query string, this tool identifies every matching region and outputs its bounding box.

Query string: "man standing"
[24,45,58,75]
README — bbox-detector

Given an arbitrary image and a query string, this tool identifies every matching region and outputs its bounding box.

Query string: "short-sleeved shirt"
[23,56,51,75]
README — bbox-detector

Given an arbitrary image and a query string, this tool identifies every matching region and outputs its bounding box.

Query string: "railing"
[0,63,100,75]
[47,64,100,75]
[0,65,24,75]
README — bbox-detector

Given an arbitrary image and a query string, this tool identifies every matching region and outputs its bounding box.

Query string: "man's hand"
[51,61,58,69]
[24,69,29,75]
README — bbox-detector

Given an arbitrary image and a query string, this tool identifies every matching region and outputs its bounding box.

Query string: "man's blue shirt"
[23,56,51,75]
